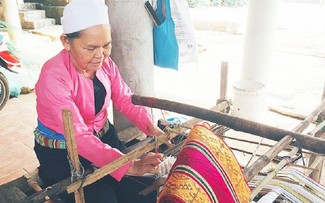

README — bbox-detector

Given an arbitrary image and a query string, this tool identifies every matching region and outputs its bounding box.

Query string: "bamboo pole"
[132,95,325,155]
[308,132,325,181]
[306,156,323,175]
[244,100,325,181]
[268,106,307,120]
[250,125,323,199]
[62,109,85,203]
[250,147,299,199]
[249,114,325,199]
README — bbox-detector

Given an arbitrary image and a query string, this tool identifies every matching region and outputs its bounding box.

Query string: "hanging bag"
[153,0,179,70]
[171,0,198,63]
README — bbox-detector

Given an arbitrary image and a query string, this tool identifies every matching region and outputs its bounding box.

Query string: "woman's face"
[63,24,112,73]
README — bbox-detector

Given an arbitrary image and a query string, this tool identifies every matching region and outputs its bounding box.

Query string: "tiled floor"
[0,26,63,186]
[0,92,39,185]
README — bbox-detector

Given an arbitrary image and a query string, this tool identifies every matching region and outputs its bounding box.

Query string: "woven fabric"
[158,124,251,203]
[34,120,110,149]
[34,129,67,149]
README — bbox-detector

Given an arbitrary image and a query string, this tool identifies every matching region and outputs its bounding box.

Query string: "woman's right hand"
[126,152,164,176]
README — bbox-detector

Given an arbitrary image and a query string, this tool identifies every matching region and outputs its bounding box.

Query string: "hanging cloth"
[153,0,179,70]
[170,0,198,63]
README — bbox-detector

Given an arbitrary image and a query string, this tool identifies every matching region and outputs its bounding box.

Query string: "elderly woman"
[33,0,163,202]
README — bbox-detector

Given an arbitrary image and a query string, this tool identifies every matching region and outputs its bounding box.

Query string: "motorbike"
[0,29,21,111]
[0,66,9,111]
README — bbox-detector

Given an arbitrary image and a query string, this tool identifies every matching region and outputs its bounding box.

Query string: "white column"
[106,0,155,131]
[2,0,23,45]
[232,0,279,121]
[241,0,279,85]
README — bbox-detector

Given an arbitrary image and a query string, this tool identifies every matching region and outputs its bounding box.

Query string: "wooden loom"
[1,62,325,203]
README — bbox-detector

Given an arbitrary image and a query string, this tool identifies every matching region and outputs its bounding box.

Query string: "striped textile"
[249,169,325,202]
[158,124,251,203]
[34,129,67,149]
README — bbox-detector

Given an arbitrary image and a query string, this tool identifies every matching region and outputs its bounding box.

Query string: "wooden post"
[215,61,229,138]
[306,156,323,176]
[308,83,325,181]
[217,61,228,105]
[308,120,325,182]
[132,95,325,155]
[308,132,325,181]
[319,83,325,119]
[62,109,85,203]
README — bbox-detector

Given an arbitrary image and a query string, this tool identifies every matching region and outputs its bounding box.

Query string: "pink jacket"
[35,49,152,181]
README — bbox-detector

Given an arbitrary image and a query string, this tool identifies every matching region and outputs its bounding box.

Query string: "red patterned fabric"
[158,124,251,203]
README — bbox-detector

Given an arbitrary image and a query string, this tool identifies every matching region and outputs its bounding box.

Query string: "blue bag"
[153,0,179,70]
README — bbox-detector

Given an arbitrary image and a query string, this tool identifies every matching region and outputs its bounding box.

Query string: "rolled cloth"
[61,0,110,34]
[158,124,251,203]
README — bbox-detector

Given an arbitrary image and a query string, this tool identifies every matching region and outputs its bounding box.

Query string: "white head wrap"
[61,0,110,34]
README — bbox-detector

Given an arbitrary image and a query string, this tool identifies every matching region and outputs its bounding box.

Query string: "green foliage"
[187,0,210,8]
[186,0,247,7]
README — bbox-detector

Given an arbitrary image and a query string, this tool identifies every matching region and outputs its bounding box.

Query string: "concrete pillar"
[2,0,23,45]
[106,0,155,131]
[241,0,279,85]
[232,0,279,121]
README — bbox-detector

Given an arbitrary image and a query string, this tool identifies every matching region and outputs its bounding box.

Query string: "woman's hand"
[147,123,173,147]
[126,152,164,176]
[147,123,165,137]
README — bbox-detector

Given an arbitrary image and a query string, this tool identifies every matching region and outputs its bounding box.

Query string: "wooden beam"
[132,95,325,155]
[308,125,325,181]
[62,109,85,203]
[268,106,307,120]
[66,133,175,194]
[26,179,54,203]
[24,178,71,202]
[309,84,325,181]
